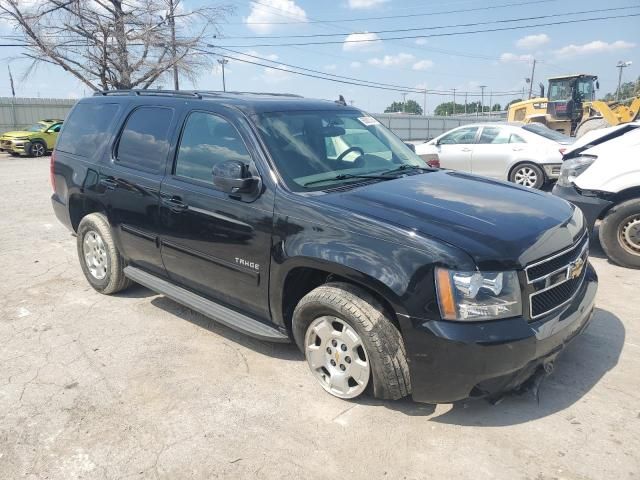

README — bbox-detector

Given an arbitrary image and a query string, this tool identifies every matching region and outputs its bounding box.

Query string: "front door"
[159,109,274,320]
[435,126,478,173]
[470,126,514,180]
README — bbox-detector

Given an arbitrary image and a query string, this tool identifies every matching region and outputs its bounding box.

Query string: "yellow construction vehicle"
[507,74,640,137]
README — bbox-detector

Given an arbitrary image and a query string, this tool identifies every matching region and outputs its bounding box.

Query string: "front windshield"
[255,110,427,191]
[27,123,46,132]
[548,79,572,102]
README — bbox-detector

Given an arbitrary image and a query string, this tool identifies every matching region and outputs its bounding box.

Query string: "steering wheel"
[337,146,365,163]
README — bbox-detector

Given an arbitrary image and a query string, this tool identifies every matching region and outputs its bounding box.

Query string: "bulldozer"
[507,73,640,137]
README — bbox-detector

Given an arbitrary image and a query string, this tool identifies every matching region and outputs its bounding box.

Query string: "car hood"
[318,170,583,270]
[563,122,640,159]
[0,130,36,138]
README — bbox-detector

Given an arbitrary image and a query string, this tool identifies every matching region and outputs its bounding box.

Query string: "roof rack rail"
[195,90,303,98]
[94,89,202,99]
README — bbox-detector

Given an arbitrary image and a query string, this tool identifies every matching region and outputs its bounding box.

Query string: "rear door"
[99,105,178,277]
[470,126,515,179]
[158,107,274,320]
[434,126,478,173]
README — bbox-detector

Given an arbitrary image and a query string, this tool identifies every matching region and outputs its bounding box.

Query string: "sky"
[0,0,639,113]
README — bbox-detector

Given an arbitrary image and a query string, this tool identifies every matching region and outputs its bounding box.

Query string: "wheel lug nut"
[345,356,351,364]
[340,344,347,351]
[340,364,346,371]
[326,347,332,354]
[330,360,336,366]
[331,339,337,347]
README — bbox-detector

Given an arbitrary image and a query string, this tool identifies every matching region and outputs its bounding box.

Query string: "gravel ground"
[1,154,638,480]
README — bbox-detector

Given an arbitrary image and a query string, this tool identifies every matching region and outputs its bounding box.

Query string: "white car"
[415,122,573,189]
[553,121,640,268]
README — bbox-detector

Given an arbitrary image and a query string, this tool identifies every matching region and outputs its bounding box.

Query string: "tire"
[77,213,132,294]
[292,282,411,401]
[27,140,47,157]
[599,198,640,269]
[509,162,545,189]
[574,118,610,138]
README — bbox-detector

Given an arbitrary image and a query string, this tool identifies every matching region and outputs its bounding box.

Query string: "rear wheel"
[77,213,132,293]
[599,199,640,268]
[293,282,411,401]
[28,140,47,157]
[509,162,545,189]
[574,117,610,138]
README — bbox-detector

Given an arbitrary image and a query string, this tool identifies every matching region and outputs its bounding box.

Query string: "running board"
[124,266,290,343]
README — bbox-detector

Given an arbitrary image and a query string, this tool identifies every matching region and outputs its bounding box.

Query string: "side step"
[124,266,290,343]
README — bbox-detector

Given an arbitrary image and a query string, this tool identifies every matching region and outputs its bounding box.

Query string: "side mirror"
[596,81,600,90]
[404,142,416,152]
[212,160,260,195]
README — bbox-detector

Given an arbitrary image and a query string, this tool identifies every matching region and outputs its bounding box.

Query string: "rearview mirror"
[321,126,346,137]
[212,160,260,195]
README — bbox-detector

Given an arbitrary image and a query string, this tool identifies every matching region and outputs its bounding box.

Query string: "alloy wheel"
[32,143,45,157]
[83,230,108,280]
[514,167,538,187]
[304,316,371,399]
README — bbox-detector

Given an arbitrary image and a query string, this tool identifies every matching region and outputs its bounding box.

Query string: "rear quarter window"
[56,103,120,157]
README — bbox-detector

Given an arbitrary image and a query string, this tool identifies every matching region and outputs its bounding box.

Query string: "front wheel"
[509,162,545,189]
[599,199,640,268]
[293,282,411,401]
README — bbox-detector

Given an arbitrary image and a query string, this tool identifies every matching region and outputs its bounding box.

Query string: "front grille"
[526,234,589,320]
[526,233,588,282]
[1,140,12,149]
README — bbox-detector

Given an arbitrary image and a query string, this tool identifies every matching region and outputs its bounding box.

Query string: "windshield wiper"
[304,173,393,187]
[379,164,433,176]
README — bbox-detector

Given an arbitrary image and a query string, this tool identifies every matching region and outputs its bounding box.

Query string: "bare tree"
[0,0,233,91]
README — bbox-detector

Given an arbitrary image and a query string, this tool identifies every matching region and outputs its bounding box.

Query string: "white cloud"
[343,32,382,51]
[368,53,415,67]
[324,64,337,71]
[245,0,307,34]
[554,40,636,57]
[350,61,362,68]
[500,52,534,63]
[415,38,428,46]
[347,0,387,9]
[262,65,292,84]
[238,50,278,62]
[516,34,550,49]
[412,60,434,71]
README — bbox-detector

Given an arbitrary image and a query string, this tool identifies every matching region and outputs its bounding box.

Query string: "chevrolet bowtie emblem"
[568,256,585,280]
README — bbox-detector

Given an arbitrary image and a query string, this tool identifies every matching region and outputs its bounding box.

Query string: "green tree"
[602,76,640,102]
[434,101,482,115]
[491,103,502,111]
[384,99,423,115]
[506,98,523,109]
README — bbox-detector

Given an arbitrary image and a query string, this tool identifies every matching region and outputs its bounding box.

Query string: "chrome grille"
[526,234,589,320]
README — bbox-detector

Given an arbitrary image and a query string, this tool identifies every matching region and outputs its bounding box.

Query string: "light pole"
[616,61,632,101]
[401,92,407,112]
[452,88,456,115]
[479,85,487,116]
[218,58,229,92]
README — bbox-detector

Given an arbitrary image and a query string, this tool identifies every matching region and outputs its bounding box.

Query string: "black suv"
[51,90,597,403]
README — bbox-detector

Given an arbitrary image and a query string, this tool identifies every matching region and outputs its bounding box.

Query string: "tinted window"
[49,123,62,133]
[117,107,173,172]
[509,133,525,143]
[439,127,478,145]
[478,127,512,144]
[174,112,251,183]
[56,103,119,156]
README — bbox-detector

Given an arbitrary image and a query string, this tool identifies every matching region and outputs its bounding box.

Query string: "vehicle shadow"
[380,308,624,425]
[149,295,302,362]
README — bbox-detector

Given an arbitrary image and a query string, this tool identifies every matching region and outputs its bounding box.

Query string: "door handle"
[162,196,188,213]
[99,177,118,190]
[461,147,472,152]
[512,147,524,151]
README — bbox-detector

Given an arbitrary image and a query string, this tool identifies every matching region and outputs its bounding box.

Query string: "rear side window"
[439,127,478,145]
[174,112,251,183]
[56,103,119,157]
[116,107,173,172]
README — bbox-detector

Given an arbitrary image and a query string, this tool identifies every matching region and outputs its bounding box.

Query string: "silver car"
[415,122,573,189]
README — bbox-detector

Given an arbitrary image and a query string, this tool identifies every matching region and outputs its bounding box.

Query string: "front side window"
[116,107,173,172]
[548,80,572,101]
[255,110,426,191]
[174,112,252,183]
[439,127,478,145]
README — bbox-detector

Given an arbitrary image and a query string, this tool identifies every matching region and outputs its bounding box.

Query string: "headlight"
[557,155,596,187]
[435,268,522,321]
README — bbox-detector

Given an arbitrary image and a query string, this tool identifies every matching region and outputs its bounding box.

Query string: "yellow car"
[0,119,64,157]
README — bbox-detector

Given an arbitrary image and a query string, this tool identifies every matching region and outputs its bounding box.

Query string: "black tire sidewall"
[599,200,640,268]
[510,162,545,189]
[77,216,114,291]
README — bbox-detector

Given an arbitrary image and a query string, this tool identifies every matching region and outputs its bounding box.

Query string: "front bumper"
[552,183,613,231]
[400,263,597,404]
[0,139,28,154]
[542,163,562,180]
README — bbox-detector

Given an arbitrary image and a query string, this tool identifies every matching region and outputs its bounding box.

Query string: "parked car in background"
[415,122,573,189]
[0,119,63,157]
[553,122,640,268]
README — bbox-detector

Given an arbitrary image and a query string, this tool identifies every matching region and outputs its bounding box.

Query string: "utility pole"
[464,92,468,115]
[528,59,537,99]
[8,65,17,129]
[489,91,493,115]
[401,92,407,112]
[452,88,456,115]
[423,89,427,116]
[616,60,632,101]
[218,58,228,92]
[168,0,179,90]
[479,85,487,116]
